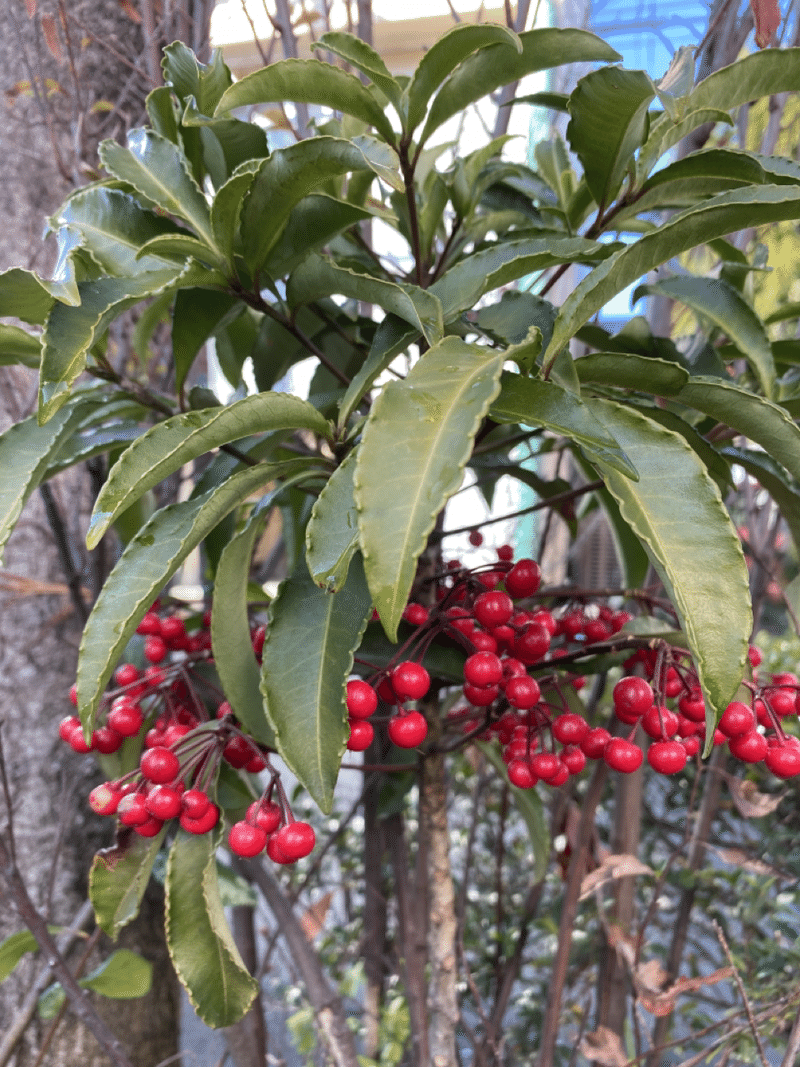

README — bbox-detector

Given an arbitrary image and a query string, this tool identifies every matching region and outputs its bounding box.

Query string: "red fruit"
[767,688,796,717]
[678,690,706,722]
[463,683,499,707]
[544,760,570,787]
[530,752,560,780]
[69,683,78,707]
[473,590,514,629]
[346,680,378,720]
[402,603,429,626]
[613,677,654,719]
[391,661,430,702]
[224,734,254,768]
[560,610,585,640]
[507,759,537,789]
[348,719,374,751]
[531,609,557,636]
[718,701,756,738]
[388,711,428,748]
[246,752,268,773]
[145,785,183,821]
[496,544,514,562]
[501,657,527,684]
[134,816,165,837]
[229,821,267,858]
[272,822,316,862]
[748,645,763,669]
[728,730,768,763]
[114,663,141,688]
[118,793,149,826]
[552,714,589,746]
[180,802,219,834]
[471,630,498,653]
[59,715,81,744]
[144,635,168,664]
[765,743,800,778]
[468,530,484,547]
[503,675,539,711]
[464,651,503,688]
[504,559,540,598]
[252,625,267,658]
[266,835,291,864]
[681,735,701,757]
[93,726,125,755]
[604,738,643,773]
[161,722,192,748]
[247,800,282,835]
[513,623,550,665]
[160,615,187,647]
[583,619,611,644]
[561,745,586,774]
[107,698,144,737]
[641,705,679,740]
[136,612,162,636]
[376,677,398,705]
[140,746,180,784]
[89,783,121,816]
[647,740,688,775]
[581,727,611,759]
[181,789,211,819]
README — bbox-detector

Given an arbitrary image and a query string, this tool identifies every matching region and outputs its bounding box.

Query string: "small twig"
[712,920,769,1067]
[435,480,604,540]
[780,998,800,1067]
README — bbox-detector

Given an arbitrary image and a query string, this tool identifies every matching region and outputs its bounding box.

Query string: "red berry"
[145,785,183,820]
[229,821,267,857]
[561,745,586,774]
[765,743,800,778]
[604,738,643,773]
[471,630,498,653]
[504,559,540,598]
[346,680,378,720]
[402,603,429,626]
[252,625,267,658]
[134,816,165,837]
[388,711,428,748]
[560,610,585,640]
[728,730,768,763]
[513,622,550,665]
[581,727,611,759]
[376,677,398,705]
[530,752,560,780]
[160,615,187,647]
[348,719,374,751]
[583,619,611,644]
[224,734,254,768]
[114,663,141,688]
[767,688,796,717]
[613,677,653,719]
[552,714,588,746]
[59,715,81,744]
[180,802,219,834]
[468,530,484,547]
[718,700,756,738]
[641,705,679,740]
[507,759,537,788]
[93,726,125,754]
[391,661,430,702]
[107,698,144,737]
[136,612,162,636]
[245,752,268,773]
[272,822,316,862]
[678,689,706,722]
[681,735,701,757]
[748,645,762,669]
[463,683,499,706]
[181,789,211,819]
[544,760,570,787]
[89,783,121,816]
[247,800,282,835]
[496,544,514,562]
[144,636,168,664]
[140,746,180,784]
[464,651,503,688]
[505,675,541,710]
[473,590,514,629]
[118,793,149,826]
[647,740,688,775]
[68,683,78,707]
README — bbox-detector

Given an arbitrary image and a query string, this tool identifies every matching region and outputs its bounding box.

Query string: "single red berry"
[346,680,378,720]
[388,711,428,748]
[604,738,643,774]
[134,815,165,837]
[114,663,141,688]
[560,610,585,640]
[748,645,763,669]
[144,635,168,664]
[543,759,570,787]
[140,746,180,784]
[463,682,499,707]
[583,619,612,644]
[765,743,800,778]
[647,740,688,775]
[507,759,537,788]
[496,544,514,562]
[513,622,550,665]
[678,690,706,722]
[224,734,254,768]
[89,783,122,816]
[180,802,219,834]
[613,677,654,719]
[376,677,398,704]
[468,530,484,547]
[348,719,374,751]
[245,751,268,773]
[471,630,498,653]
[561,745,586,774]
[59,715,81,744]
[552,714,589,746]
[581,727,611,759]
[145,785,183,820]
[272,822,316,862]
[531,609,557,636]
[107,698,144,738]
[681,735,701,758]
[161,722,192,748]
[118,793,149,826]
[728,730,768,763]
[530,752,560,780]
[160,615,187,647]
[391,661,430,702]
[266,835,291,864]
[181,789,211,819]
[718,701,756,738]
[464,651,503,688]
[93,726,125,755]
[402,603,429,626]
[68,683,78,707]
[505,675,541,710]
[641,705,679,740]
[229,821,267,857]
[247,800,282,835]
[504,558,540,598]
[136,612,162,636]
[767,688,796,717]
[473,590,514,630]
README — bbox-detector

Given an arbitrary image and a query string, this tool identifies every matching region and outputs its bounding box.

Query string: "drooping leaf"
[166,829,258,1028]
[77,463,288,731]
[636,108,735,182]
[313,32,403,110]
[209,160,262,270]
[632,275,775,397]
[419,28,620,146]
[89,826,168,938]
[0,324,40,368]
[489,373,637,478]
[356,338,505,640]
[288,254,443,346]
[306,449,359,591]
[478,742,548,881]
[260,556,373,813]
[214,59,396,144]
[265,194,372,277]
[566,66,654,211]
[134,233,222,267]
[585,399,750,735]
[405,23,522,132]
[0,267,60,323]
[80,950,153,1000]
[574,352,689,395]
[172,289,242,391]
[543,185,800,371]
[87,396,331,547]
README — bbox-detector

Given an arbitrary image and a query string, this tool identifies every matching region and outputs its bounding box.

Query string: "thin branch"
[712,921,769,1067]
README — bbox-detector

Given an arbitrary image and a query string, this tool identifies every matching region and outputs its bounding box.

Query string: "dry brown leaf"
[579,853,654,900]
[118,0,143,23]
[710,846,786,879]
[727,776,782,819]
[300,891,333,941]
[578,1026,628,1067]
[751,0,781,47]
[638,966,734,1017]
[25,0,37,18]
[604,923,636,968]
[635,958,669,995]
[41,13,63,63]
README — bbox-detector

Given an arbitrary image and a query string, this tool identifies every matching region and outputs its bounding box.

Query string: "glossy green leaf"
[89,827,168,938]
[88,396,331,547]
[41,421,144,481]
[585,399,750,731]
[721,445,800,558]
[241,137,377,271]
[260,556,373,812]
[288,253,443,346]
[100,129,215,247]
[50,187,183,276]
[163,42,232,113]
[566,66,654,211]
[306,449,359,591]
[0,324,40,368]
[337,315,420,430]
[81,950,153,999]
[313,32,402,110]
[0,267,60,323]
[489,373,636,478]
[349,134,404,192]
[543,185,800,371]
[574,352,689,395]
[405,23,522,132]
[478,742,548,881]
[172,289,242,391]
[622,149,767,220]
[214,59,395,144]
[430,235,613,324]
[356,338,505,640]
[210,161,262,269]
[632,275,775,397]
[134,233,222,267]
[420,28,620,146]
[146,85,179,143]
[265,194,372,277]
[686,47,800,117]
[636,108,734,182]
[166,830,258,1028]
[474,290,556,348]
[77,463,282,731]
[0,930,40,981]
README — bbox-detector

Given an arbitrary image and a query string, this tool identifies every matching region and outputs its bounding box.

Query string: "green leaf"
[474,290,556,349]
[566,66,654,211]
[574,352,689,395]
[50,187,184,276]
[241,137,378,271]
[89,826,168,938]
[146,86,179,143]
[163,42,232,114]
[214,59,396,145]
[430,235,614,324]
[0,267,60,324]
[313,32,403,110]
[506,90,570,112]
[134,233,222,267]
[288,254,443,346]
[651,44,696,120]
[337,316,420,430]
[260,556,373,813]
[81,949,152,999]
[543,185,800,370]
[172,289,242,391]
[721,445,800,558]
[489,373,636,478]
[419,28,620,146]
[210,161,261,270]
[265,194,372,277]
[77,463,286,731]
[686,47,800,117]
[100,130,215,248]
[632,275,774,398]
[478,742,548,881]
[0,324,40,368]
[622,149,767,221]
[585,398,750,732]
[166,830,258,1028]
[356,338,505,640]
[87,396,331,547]
[405,23,522,133]
[0,930,39,981]
[306,450,359,591]
[636,108,734,182]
